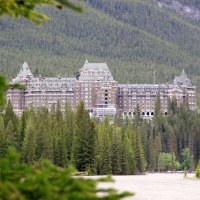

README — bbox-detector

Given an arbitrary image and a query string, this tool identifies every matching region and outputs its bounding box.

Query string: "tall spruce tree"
[0,116,7,158]
[53,102,68,167]
[154,92,162,118]
[4,120,16,147]
[167,125,177,155]
[121,122,136,174]
[3,100,19,149]
[96,117,112,175]
[133,103,142,127]
[36,108,53,162]
[3,100,18,132]
[18,110,28,152]
[134,130,146,174]
[111,120,122,175]
[22,115,37,163]
[72,101,95,172]
[64,103,75,161]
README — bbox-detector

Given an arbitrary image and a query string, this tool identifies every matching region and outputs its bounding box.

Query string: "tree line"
[0,97,200,174]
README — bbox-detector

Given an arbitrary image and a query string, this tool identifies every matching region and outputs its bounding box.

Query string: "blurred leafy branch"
[0,0,83,24]
[0,147,133,200]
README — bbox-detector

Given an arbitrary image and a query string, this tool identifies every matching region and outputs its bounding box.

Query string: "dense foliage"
[159,152,180,171]
[0,98,200,174]
[0,147,132,200]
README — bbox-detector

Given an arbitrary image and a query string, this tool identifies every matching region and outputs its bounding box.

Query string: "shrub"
[159,152,180,171]
[196,161,200,179]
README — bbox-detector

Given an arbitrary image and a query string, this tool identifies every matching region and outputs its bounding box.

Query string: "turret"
[173,69,192,86]
[11,62,34,83]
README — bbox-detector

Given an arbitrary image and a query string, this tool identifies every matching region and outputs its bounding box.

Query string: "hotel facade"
[7,60,197,119]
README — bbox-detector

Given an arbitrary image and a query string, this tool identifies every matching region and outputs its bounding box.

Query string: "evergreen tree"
[167,125,177,155]
[154,92,162,118]
[111,120,121,175]
[22,116,37,163]
[55,136,68,167]
[96,117,112,175]
[121,122,136,175]
[168,97,179,115]
[134,130,146,174]
[4,120,16,147]
[36,108,53,162]
[72,101,95,172]
[3,101,20,150]
[3,100,18,132]
[0,116,7,158]
[133,103,142,127]
[53,102,68,167]
[148,132,162,171]
[64,103,75,161]
[18,110,28,152]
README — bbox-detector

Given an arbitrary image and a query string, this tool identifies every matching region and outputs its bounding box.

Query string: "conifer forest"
[0,97,200,175]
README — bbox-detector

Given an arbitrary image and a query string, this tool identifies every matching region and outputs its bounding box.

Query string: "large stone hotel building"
[7,60,196,119]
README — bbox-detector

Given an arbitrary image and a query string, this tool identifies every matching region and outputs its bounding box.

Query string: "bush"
[0,148,133,200]
[196,161,200,179]
[181,148,193,170]
[159,152,180,171]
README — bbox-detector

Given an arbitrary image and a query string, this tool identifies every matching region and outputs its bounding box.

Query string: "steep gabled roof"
[173,69,192,86]
[79,60,114,82]
[12,62,34,83]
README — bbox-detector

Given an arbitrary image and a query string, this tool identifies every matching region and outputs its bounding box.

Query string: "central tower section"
[74,60,118,118]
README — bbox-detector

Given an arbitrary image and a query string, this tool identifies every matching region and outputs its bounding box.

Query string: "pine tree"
[3,101,20,149]
[134,130,146,174]
[168,97,179,115]
[96,117,112,175]
[18,110,28,152]
[3,100,18,132]
[148,131,162,172]
[111,120,121,175]
[64,103,75,161]
[36,108,53,162]
[133,103,142,127]
[72,101,95,172]
[85,121,96,174]
[22,116,37,163]
[122,133,135,174]
[154,92,162,118]
[53,102,68,167]
[167,125,177,155]
[4,120,16,147]
[0,116,7,158]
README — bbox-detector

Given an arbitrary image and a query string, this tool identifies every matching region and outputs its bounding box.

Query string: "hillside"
[0,0,200,99]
